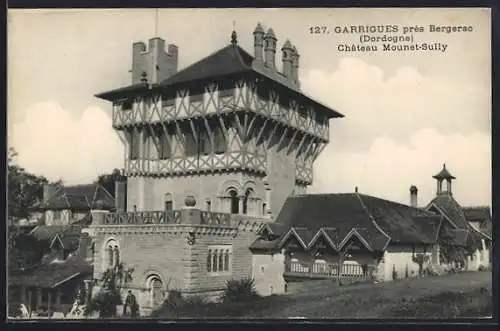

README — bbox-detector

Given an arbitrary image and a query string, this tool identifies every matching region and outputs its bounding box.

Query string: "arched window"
[207,250,212,272]
[218,250,224,271]
[105,239,119,269]
[107,245,113,267]
[207,245,232,274]
[242,189,253,215]
[212,249,218,272]
[164,193,173,211]
[224,250,230,271]
[229,189,239,214]
[113,246,120,266]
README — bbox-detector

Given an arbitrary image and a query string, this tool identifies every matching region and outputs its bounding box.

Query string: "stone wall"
[88,209,265,315]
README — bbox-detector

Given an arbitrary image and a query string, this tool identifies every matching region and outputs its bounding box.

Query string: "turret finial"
[231,21,237,44]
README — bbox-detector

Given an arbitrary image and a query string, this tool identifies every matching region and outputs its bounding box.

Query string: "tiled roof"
[358,194,441,244]
[36,183,115,211]
[463,206,491,221]
[251,193,443,252]
[427,194,470,229]
[426,194,492,245]
[95,43,343,119]
[8,257,92,289]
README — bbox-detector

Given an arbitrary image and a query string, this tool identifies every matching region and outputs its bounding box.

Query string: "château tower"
[96,24,343,218]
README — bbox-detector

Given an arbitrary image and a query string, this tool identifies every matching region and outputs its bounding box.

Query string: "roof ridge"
[97,183,115,201]
[233,44,252,70]
[354,193,392,247]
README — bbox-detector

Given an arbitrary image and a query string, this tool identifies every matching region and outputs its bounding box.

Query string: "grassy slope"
[152,271,493,319]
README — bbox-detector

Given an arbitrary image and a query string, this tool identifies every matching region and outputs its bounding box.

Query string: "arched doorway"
[148,276,164,310]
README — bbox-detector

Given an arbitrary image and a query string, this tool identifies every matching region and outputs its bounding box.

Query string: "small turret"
[253,23,265,61]
[264,28,277,69]
[281,39,293,79]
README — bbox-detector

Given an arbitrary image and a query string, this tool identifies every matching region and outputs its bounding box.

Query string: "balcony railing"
[285,261,375,279]
[125,152,267,176]
[200,211,232,226]
[101,211,181,225]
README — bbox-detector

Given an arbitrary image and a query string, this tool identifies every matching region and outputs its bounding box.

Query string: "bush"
[478,265,488,272]
[220,277,259,303]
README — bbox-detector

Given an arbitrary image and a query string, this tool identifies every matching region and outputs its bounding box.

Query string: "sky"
[8,8,491,207]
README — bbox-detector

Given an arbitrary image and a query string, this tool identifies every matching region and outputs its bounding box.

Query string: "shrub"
[85,289,122,318]
[220,277,259,303]
[478,265,488,272]
[85,263,134,318]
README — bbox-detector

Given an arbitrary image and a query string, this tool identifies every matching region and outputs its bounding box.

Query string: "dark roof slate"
[427,194,469,229]
[36,183,114,211]
[8,257,92,288]
[96,43,343,118]
[30,225,66,242]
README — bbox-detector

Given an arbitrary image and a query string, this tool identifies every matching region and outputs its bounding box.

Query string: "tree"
[96,168,125,198]
[8,227,46,271]
[85,263,134,318]
[7,147,49,220]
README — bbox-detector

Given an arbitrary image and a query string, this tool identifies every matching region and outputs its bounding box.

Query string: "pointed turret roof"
[432,164,456,180]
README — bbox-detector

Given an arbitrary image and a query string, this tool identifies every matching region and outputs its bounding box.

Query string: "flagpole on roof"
[155,8,159,36]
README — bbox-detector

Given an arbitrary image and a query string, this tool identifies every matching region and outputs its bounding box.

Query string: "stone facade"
[89,207,265,316]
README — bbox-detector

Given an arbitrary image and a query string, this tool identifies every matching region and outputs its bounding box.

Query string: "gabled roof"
[50,213,93,251]
[426,194,469,229]
[35,183,115,211]
[95,42,343,119]
[30,225,66,242]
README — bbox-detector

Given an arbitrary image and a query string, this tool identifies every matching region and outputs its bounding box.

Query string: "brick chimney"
[410,185,418,208]
[114,171,127,212]
[291,46,300,88]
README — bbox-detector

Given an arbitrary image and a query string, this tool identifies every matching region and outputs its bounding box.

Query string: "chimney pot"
[264,28,277,68]
[410,185,418,208]
[281,39,293,79]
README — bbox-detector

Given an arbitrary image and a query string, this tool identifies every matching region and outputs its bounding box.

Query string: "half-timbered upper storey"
[95,24,343,185]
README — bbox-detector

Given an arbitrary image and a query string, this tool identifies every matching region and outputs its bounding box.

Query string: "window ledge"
[207,271,231,277]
